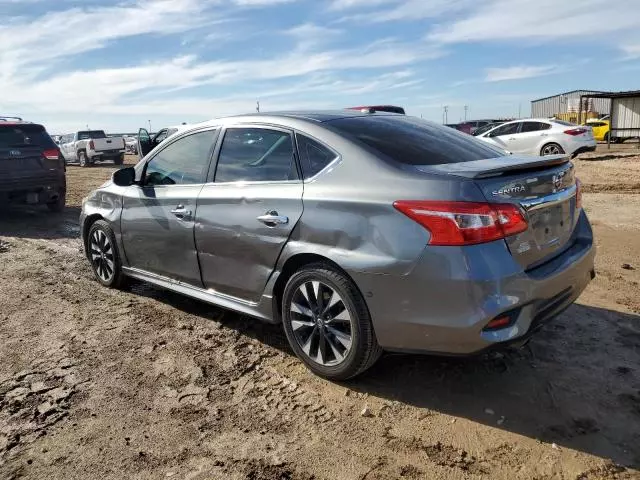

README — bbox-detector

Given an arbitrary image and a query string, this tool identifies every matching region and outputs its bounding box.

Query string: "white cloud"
[620,44,640,60]
[284,23,342,50]
[0,0,213,79]
[429,0,640,43]
[328,0,396,11]
[337,0,473,23]
[233,0,296,5]
[485,64,560,82]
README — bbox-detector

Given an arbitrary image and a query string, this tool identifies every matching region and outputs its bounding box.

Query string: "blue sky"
[1,0,639,134]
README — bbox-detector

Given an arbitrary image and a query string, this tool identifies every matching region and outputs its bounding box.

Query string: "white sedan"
[475,118,596,157]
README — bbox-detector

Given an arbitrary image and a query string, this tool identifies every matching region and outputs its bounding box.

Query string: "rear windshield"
[78,130,107,140]
[551,120,575,127]
[0,124,56,149]
[328,116,507,165]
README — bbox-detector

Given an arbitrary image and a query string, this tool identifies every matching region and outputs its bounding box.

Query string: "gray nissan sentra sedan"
[80,111,595,380]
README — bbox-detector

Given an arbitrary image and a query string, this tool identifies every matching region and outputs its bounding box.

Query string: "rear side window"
[328,116,506,166]
[296,133,338,178]
[0,124,56,149]
[215,128,298,183]
[77,130,106,140]
[520,121,551,133]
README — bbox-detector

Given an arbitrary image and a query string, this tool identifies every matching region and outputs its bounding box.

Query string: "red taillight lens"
[393,200,528,246]
[42,148,59,160]
[564,128,587,136]
[575,178,582,210]
[89,140,95,150]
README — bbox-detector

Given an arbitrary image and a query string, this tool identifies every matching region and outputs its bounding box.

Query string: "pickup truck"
[59,130,126,167]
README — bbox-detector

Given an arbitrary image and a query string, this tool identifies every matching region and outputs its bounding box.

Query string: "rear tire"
[78,151,89,167]
[281,263,382,380]
[540,143,564,156]
[114,154,124,165]
[87,220,127,288]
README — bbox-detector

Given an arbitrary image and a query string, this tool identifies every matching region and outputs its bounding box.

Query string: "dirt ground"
[1,146,639,480]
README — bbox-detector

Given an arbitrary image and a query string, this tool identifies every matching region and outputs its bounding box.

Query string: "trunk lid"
[421,155,579,269]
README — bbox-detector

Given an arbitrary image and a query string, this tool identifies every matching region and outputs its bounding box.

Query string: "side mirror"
[113,166,136,187]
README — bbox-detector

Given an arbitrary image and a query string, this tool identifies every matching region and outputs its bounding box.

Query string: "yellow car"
[584,119,611,142]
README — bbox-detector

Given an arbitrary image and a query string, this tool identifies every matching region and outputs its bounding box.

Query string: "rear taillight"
[42,148,59,160]
[564,128,587,136]
[393,200,528,246]
[122,138,126,149]
[575,178,582,210]
[89,140,95,150]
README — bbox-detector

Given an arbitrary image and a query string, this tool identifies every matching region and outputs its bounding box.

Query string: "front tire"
[87,220,126,288]
[281,264,382,380]
[540,142,564,156]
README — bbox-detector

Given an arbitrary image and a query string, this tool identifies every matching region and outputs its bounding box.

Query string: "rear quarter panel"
[276,128,487,277]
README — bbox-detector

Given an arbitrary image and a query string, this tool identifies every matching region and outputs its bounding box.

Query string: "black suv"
[0,117,66,212]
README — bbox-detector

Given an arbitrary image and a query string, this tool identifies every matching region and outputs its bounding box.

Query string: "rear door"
[195,125,303,303]
[511,121,552,155]
[120,128,218,285]
[0,124,61,189]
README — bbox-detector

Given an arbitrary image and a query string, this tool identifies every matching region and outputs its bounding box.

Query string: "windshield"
[78,130,107,140]
[328,115,507,166]
[0,124,56,149]
[474,122,502,136]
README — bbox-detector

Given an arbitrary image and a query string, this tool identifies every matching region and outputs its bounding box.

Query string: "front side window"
[215,128,297,183]
[144,130,217,186]
[492,122,520,137]
[296,133,338,179]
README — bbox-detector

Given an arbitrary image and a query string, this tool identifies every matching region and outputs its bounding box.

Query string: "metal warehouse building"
[531,90,611,120]
[580,90,640,143]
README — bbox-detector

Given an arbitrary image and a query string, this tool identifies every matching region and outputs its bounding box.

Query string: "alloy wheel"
[542,144,561,155]
[90,229,115,283]
[288,281,353,366]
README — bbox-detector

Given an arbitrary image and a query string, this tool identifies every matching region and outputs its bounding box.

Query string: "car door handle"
[540,133,548,137]
[257,212,289,227]
[170,205,192,220]
[508,137,516,140]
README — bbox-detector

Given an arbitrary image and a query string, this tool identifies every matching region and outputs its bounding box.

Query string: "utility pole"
[442,105,449,125]
[148,120,152,132]
[256,100,260,113]
[464,105,468,122]
[518,103,522,119]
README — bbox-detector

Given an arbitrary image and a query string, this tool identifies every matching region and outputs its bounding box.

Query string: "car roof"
[193,110,400,129]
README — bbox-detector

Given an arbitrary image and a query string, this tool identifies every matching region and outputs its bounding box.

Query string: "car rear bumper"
[350,209,595,355]
[0,174,65,204]
[89,150,125,159]
[572,145,597,156]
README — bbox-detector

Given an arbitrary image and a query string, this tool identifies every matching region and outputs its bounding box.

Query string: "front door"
[121,128,218,285]
[137,128,153,159]
[195,126,303,303]
[483,121,521,152]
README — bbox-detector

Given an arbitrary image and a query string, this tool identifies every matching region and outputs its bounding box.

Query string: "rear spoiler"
[420,154,570,179]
